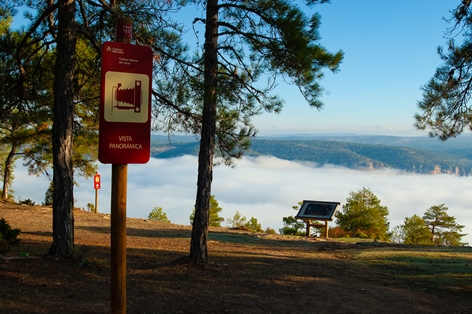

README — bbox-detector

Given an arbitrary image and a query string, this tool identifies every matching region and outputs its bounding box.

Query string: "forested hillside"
[151,135,472,175]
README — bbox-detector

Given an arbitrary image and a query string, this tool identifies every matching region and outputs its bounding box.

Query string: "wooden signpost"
[99,17,153,314]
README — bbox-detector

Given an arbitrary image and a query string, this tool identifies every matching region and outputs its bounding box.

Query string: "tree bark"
[49,0,76,257]
[189,0,219,265]
[1,144,16,200]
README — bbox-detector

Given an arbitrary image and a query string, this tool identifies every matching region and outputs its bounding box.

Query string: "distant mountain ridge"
[150,134,472,175]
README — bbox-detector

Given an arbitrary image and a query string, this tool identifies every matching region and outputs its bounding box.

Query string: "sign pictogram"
[94,173,101,190]
[99,41,153,164]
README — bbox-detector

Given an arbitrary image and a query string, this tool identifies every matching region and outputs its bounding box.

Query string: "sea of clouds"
[12,155,472,245]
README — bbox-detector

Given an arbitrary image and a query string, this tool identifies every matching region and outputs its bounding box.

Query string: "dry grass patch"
[1,201,471,314]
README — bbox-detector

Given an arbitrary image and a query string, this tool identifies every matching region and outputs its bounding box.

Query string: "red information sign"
[99,41,153,164]
[94,173,101,190]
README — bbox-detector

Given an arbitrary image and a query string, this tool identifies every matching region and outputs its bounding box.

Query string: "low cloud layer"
[12,155,472,245]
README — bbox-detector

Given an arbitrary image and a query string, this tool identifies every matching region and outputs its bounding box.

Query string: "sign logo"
[104,72,149,123]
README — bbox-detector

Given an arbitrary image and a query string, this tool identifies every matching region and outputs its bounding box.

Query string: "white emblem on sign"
[104,71,149,123]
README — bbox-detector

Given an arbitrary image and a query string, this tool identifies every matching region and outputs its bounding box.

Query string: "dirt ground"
[0,201,471,314]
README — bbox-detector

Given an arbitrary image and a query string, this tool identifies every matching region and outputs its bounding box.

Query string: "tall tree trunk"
[49,0,76,257]
[1,144,16,200]
[189,0,219,265]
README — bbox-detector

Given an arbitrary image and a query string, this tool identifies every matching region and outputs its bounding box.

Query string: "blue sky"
[254,0,459,136]
[10,1,459,136]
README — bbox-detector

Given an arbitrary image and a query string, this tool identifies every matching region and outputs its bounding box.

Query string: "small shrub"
[356,231,368,239]
[226,211,247,229]
[0,218,21,254]
[86,203,95,212]
[43,180,53,206]
[279,216,305,236]
[148,206,170,223]
[75,245,99,268]
[329,226,349,238]
[18,198,35,206]
[0,189,15,202]
[244,217,263,232]
[233,225,251,231]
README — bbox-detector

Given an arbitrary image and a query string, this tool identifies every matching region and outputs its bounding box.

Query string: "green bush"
[43,180,53,206]
[148,207,170,223]
[328,226,349,238]
[18,198,35,206]
[86,203,95,212]
[0,189,15,202]
[279,216,305,236]
[226,211,247,229]
[356,231,368,239]
[245,217,263,232]
[0,218,21,254]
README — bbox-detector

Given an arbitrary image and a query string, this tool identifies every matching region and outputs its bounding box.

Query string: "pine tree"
[245,217,263,233]
[187,0,343,264]
[148,207,170,223]
[400,214,433,245]
[280,216,305,236]
[423,204,467,246]
[9,0,179,256]
[226,211,247,229]
[190,195,224,228]
[48,0,76,257]
[335,187,390,240]
[0,25,54,200]
[415,1,472,139]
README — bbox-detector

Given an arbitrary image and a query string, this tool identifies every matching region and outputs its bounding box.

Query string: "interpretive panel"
[295,200,340,221]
